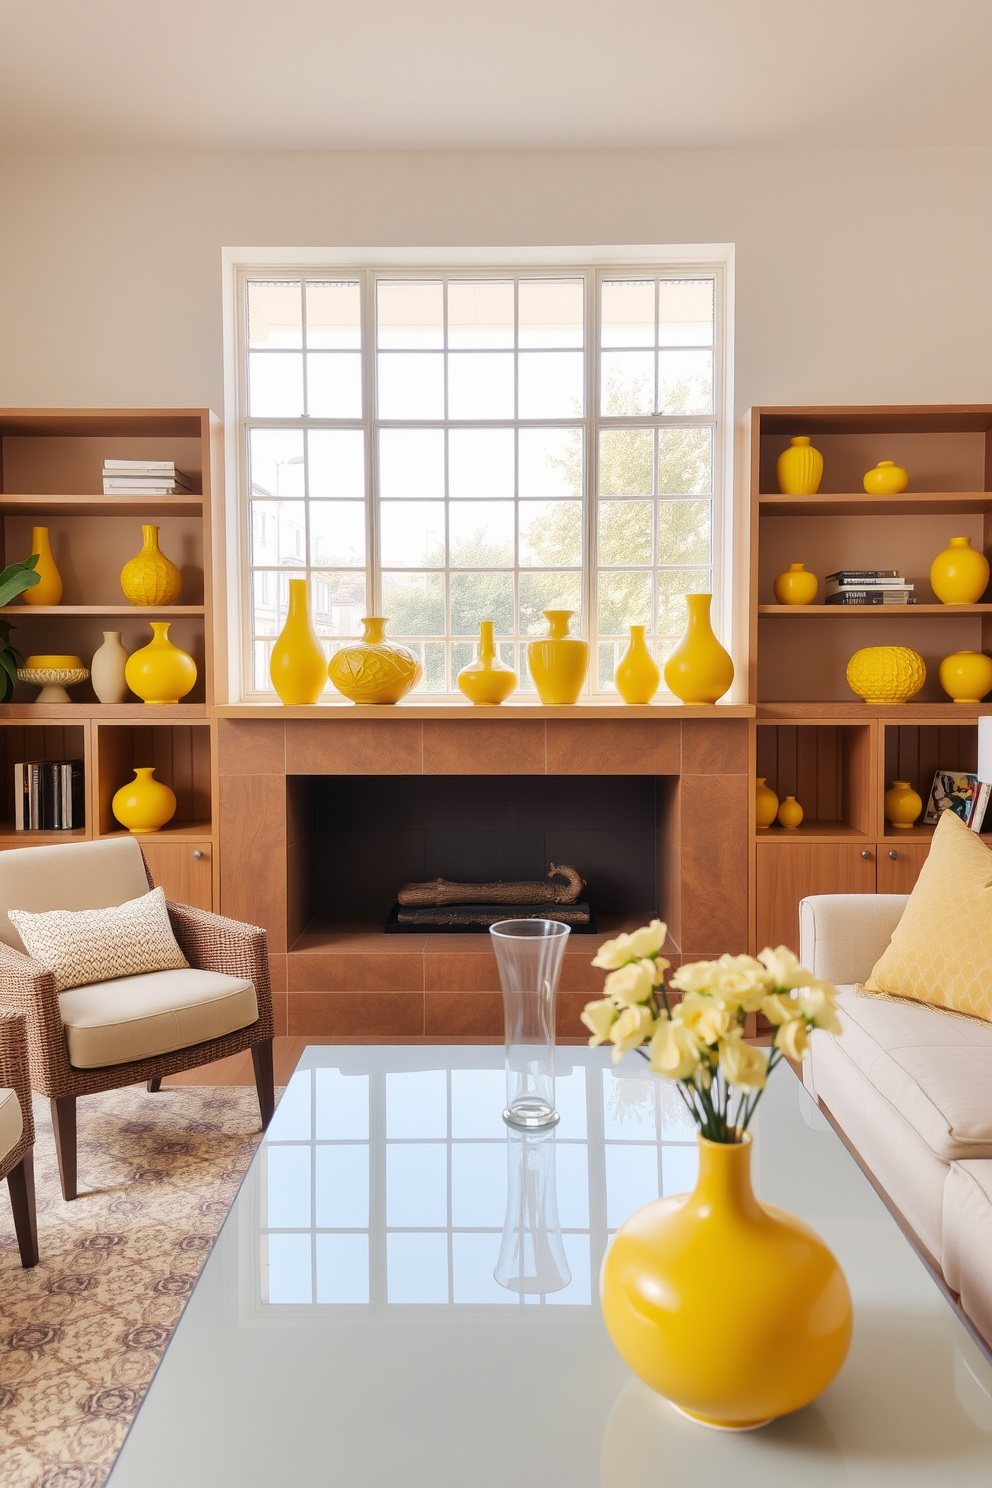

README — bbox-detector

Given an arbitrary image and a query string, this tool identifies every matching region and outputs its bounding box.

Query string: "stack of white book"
[824,569,916,605]
[102,460,192,495]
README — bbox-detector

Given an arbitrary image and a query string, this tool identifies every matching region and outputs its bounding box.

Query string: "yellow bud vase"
[124,622,197,705]
[777,795,804,829]
[112,767,177,835]
[930,536,990,605]
[775,436,823,496]
[457,620,517,705]
[884,780,923,830]
[773,562,818,605]
[846,645,925,704]
[22,526,62,606]
[938,649,992,704]
[663,594,734,704]
[120,525,182,606]
[863,459,909,495]
[755,777,779,829]
[614,624,661,705]
[269,578,327,704]
[600,1134,852,1429]
[526,610,589,705]
[327,617,422,705]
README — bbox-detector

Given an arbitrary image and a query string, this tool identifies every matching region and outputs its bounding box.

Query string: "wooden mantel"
[211,700,754,720]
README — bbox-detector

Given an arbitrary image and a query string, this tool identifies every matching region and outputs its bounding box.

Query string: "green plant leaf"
[0,555,41,609]
[0,650,18,687]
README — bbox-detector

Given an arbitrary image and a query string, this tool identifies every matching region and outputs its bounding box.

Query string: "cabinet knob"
[193,849,203,860]
[861,850,870,859]
[888,850,898,860]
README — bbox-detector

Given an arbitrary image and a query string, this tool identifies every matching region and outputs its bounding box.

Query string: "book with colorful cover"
[923,770,981,826]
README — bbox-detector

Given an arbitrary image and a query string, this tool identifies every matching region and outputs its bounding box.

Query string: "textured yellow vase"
[663,594,734,704]
[755,777,779,829]
[775,436,823,496]
[777,795,804,829]
[938,649,992,704]
[884,780,923,829]
[846,646,925,704]
[457,620,517,705]
[930,536,990,605]
[327,617,422,705]
[22,526,62,606]
[601,1134,852,1429]
[111,767,177,835]
[773,562,818,605]
[269,579,327,705]
[614,625,661,704]
[526,610,589,705]
[124,623,197,704]
[863,460,909,495]
[120,525,182,606]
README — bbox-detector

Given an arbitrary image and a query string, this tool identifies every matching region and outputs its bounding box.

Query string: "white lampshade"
[979,716,992,783]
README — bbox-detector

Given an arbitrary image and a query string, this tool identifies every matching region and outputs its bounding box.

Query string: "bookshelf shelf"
[0,495,203,516]
[758,604,992,617]
[758,492,992,516]
[0,605,205,617]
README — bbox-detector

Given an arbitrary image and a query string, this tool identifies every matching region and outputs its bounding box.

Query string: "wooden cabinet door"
[755,843,876,952]
[876,841,930,894]
[139,840,213,911]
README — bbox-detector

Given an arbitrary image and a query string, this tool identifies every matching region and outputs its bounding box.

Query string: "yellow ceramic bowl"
[846,646,926,704]
[863,460,909,495]
[24,654,82,669]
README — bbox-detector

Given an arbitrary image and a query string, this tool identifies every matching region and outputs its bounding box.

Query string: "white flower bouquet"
[581,921,841,1144]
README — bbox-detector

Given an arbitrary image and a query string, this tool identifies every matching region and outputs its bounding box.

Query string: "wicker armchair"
[0,838,274,1202]
[0,1010,38,1266]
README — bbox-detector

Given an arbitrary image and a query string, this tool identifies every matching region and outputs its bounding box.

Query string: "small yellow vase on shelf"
[663,594,734,704]
[120,525,182,606]
[773,563,818,605]
[884,780,923,830]
[930,536,990,605]
[526,610,589,705]
[863,460,909,495]
[846,645,925,704]
[457,620,517,705]
[22,526,62,606]
[614,625,661,705]
[269,579,327,705]
[124,622,197,704]
[755,778,779,829]
[775,436,823,496]
[111,767,177,835]
[327,617,422,705]
[938,649,992,704]
[777,795,804,829]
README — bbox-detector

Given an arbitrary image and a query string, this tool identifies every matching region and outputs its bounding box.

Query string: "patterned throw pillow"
[8,886,188,992]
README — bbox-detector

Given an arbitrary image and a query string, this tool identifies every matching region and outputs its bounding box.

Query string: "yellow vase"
[269,579,327,705]
[614,625,661,704]
[124,622,197,704]
[755,777,779,829]
[111,767,177,835]
[777,795,804,829]
[884,780,923,829]
[22,526,62,606]
[775,436,823,496]
[863,460,909,495]
[663,594,734,704]
[846,645,925,704]
[930,536,990,605]
[600,1134,852,1429]
[773,562,818,605]
[526,610,589,705]
[938,649,992,704]
[457,620,517,705]
[120,525,182,606]
[327,617,422,705]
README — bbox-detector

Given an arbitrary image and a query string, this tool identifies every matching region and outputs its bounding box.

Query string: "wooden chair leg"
[50,1095,78,1201]
[7,1150,39,1268]
[146,1078,162,1093]
[252,1039,275,1130]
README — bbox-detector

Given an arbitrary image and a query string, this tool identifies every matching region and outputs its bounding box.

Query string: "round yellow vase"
[120,525,182,606]
[938,649,992,704]
[930,536,990,605]
[884,780,923,829]
[457,620,517,705]
[663,594,734,705]
[601,1134,852,1430]
[111,767,177,835]
[846,646,925,704]
[614,625,661,705]
[775,436,823,496]
[124,622,197,704]
[22,526,62,606]
[773,563,818,605]
[777,795,804,829]
[269,579,327,705]
[755,778,779,829]
[863,460,909,495]
[327,617,423,705]
[526,610,589,705]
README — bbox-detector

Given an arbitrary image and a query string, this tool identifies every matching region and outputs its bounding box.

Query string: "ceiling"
[1,0,990,151]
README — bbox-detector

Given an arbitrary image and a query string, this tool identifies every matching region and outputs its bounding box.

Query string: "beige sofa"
[801,893,992,1348]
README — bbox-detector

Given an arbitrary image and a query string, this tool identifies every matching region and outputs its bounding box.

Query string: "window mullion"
[587,269,600,694]
[365,269,381,616]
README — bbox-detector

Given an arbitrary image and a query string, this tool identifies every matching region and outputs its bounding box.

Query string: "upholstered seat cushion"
[59,968,258,1070]
[0,1087,23,1163]
[942,1160,992,1342]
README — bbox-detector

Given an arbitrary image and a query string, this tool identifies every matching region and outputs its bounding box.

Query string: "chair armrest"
[799,894,908,985]
[0,1011,34,1147]
[0,940,70,1094]
[166,902,273,1030]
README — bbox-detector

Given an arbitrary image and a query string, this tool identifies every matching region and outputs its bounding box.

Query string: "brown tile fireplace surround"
[216,713,750,1041]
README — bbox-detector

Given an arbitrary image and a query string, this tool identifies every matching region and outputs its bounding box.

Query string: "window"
[237,261,727,697]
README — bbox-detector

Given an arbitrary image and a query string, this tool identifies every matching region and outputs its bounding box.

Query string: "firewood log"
[397,862,586,907]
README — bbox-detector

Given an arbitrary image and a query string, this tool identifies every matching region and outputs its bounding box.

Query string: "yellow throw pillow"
[865,810,992,1022]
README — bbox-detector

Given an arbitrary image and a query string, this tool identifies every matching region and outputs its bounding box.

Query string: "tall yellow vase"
[775,436,823,496]
[930,536,990,605]
[120,525,182,606]
[614,625,661,705]
[124,623,197,704]
[22,526,62,606]
[663,594,734,704]
[526,610,589,705]
[457,620,517,705]
[269,578,327,704]
[600,1134,852,1429]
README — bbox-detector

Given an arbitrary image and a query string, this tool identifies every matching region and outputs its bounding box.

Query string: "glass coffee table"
[108,1046,992,1487]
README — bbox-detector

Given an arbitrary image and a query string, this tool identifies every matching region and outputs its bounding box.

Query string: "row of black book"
[824,569,916,606]
[14,760,85,831]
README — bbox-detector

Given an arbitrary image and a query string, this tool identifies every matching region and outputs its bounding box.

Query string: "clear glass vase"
[490,918,570,1129]
[494,1127,571,1295]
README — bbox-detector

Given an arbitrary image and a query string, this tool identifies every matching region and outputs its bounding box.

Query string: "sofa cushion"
[942,1160,992,1344]
[59,967,258,1069]
[0,1087,23,1164]
[9,885,187,992]
[0,837,150,952]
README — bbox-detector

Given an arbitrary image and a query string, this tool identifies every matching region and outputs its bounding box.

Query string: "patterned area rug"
[0,1084,267,1488]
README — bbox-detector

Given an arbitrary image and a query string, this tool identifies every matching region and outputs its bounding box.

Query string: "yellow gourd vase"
[930,536,990,605]
[457,620,517,705]
[111,767,177,835]
[120,525,182,606]
[773,562,818,605]
[614,625,661,704]
[776,436,823,496]
[526,610,589,705]
[269,578,327,704]
[327,617,422,705]
[22,526,62,606]
[884,780,923,830]
[663,594,734,704]
[863,460,909,495]
[124,623,197,704]
[601,1134,852,1429]
[755,778,779,829]
[777,795,804,829]
[846,646,925,704]
[938,650,992,704]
